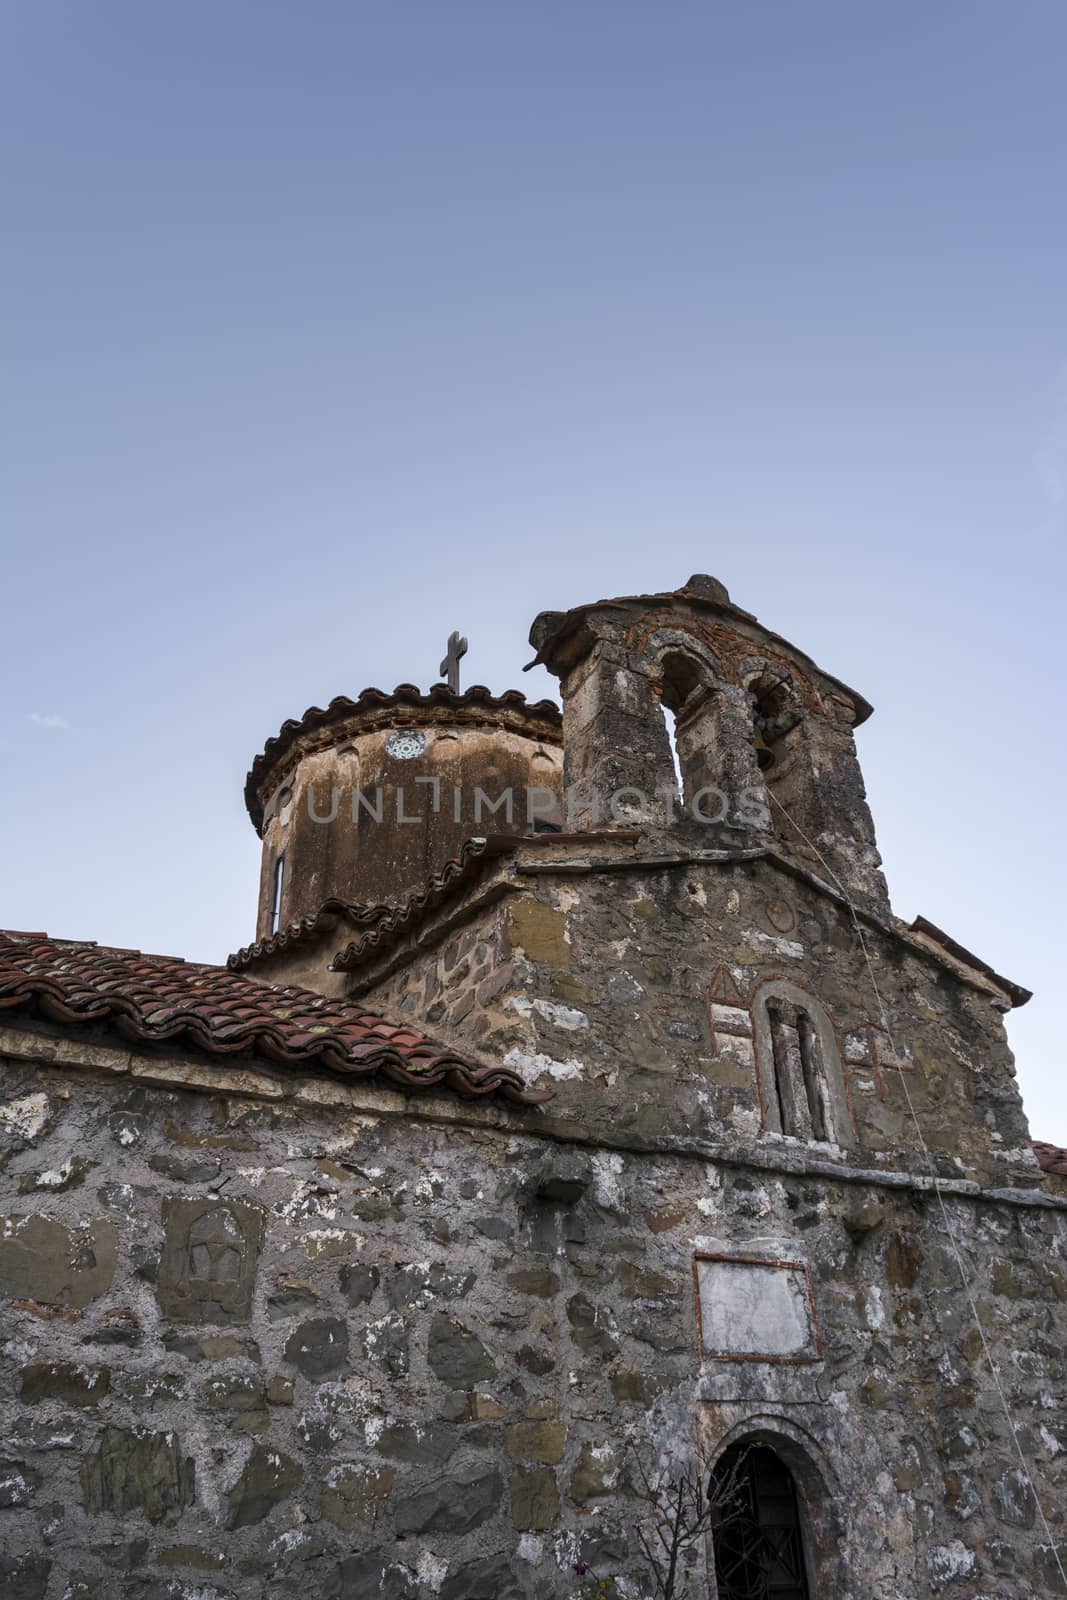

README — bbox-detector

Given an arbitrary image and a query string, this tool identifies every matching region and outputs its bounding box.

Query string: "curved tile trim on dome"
[228,898,379,973]
[0,931,551,1105]
[330,836,501,973]
[245,684,562,830]
[329,830,639,975]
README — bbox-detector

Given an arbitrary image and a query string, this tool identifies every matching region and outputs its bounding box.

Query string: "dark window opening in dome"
[712,1444,813,1600]
[270,856,285,936]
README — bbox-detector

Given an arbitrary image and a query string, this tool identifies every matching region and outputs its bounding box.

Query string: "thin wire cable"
[767,793,1066,1584]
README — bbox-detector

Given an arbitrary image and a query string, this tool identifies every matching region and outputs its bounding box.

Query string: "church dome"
[244,683,563,943]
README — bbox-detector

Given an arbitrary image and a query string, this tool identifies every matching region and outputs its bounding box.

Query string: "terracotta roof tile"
[1034,1141,1067,1178]
[0,931,550,1106]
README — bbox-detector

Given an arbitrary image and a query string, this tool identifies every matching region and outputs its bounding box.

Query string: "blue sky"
[3,3,1065,1140]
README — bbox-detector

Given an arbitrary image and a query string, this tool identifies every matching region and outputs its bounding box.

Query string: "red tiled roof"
[245,683,562,831]
[0,932,549,1105]
[1034,1141,1067,1178]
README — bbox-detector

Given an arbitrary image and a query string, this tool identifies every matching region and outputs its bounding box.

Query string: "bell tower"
[528,574,888,915]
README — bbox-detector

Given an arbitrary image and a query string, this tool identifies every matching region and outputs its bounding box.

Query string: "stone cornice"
[343,834,1026,1014]
[3,1021,1060,1213]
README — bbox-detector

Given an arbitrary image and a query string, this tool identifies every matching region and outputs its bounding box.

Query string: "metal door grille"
[712,1445,811,1600]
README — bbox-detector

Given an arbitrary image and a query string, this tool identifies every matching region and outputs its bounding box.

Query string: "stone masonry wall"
[2,1039,1066,1600]
[359,846,1037,1188]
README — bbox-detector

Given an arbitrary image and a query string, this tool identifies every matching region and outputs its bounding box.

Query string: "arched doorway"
[711,1443,812,1599]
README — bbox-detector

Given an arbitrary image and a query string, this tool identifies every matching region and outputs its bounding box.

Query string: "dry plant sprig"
[626,1437,752,1600]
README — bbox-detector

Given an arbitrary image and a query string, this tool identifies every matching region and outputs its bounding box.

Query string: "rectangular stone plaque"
[694,1253,821,1363]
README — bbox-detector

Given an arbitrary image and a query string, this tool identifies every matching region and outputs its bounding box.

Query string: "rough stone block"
[225,1442,301,1530]
[565,1292,619,1358]
[506,898,570,965]
[387,1261,474,1309]
[510,1464,560,1530]
[20,1362,111,1408]
[427,1312,497,1387]
[283,1316,349,1379]
[570,1440,624,1504]
[321,1462,395,1531]
[527,1152,592,1206]
[0,1555,51,1600]
[162,1331,260,1363]
[361,1312,409,1377]
[80,1427,195,1526]
[335,1552,418,1600]
[338,1262,380,1305]
[0,1214,116,1309]
[506,1420,565,1464]
[374,1420,457,1465]
[392,1460,502,1534]
[507,1268,560,1298]
[157,1545,228,1571]
[439,1554,526,1600]
[0,1459,40,1507]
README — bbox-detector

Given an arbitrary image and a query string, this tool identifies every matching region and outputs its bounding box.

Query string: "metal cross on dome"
[440,630,468,694]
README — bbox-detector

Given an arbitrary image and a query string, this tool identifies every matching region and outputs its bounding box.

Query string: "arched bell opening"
[655,648,715,807]
[746,668,805,848]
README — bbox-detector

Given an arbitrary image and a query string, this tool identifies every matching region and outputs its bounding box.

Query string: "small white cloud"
[28,712,69,730]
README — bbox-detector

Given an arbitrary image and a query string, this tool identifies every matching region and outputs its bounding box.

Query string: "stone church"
[1,574,1065,1600]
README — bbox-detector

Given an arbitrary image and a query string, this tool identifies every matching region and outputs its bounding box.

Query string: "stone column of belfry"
[544,629,679,830]
[671,674,771,838]
[530,617,748,838]
[763,700,889,916]
[528,582,773,842]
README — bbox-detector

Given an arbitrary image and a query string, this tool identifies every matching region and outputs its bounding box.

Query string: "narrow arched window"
[751,982,852,1147]
[712,1444,812,1600]
[766,1002,829,1141]
[270,855,285,935]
